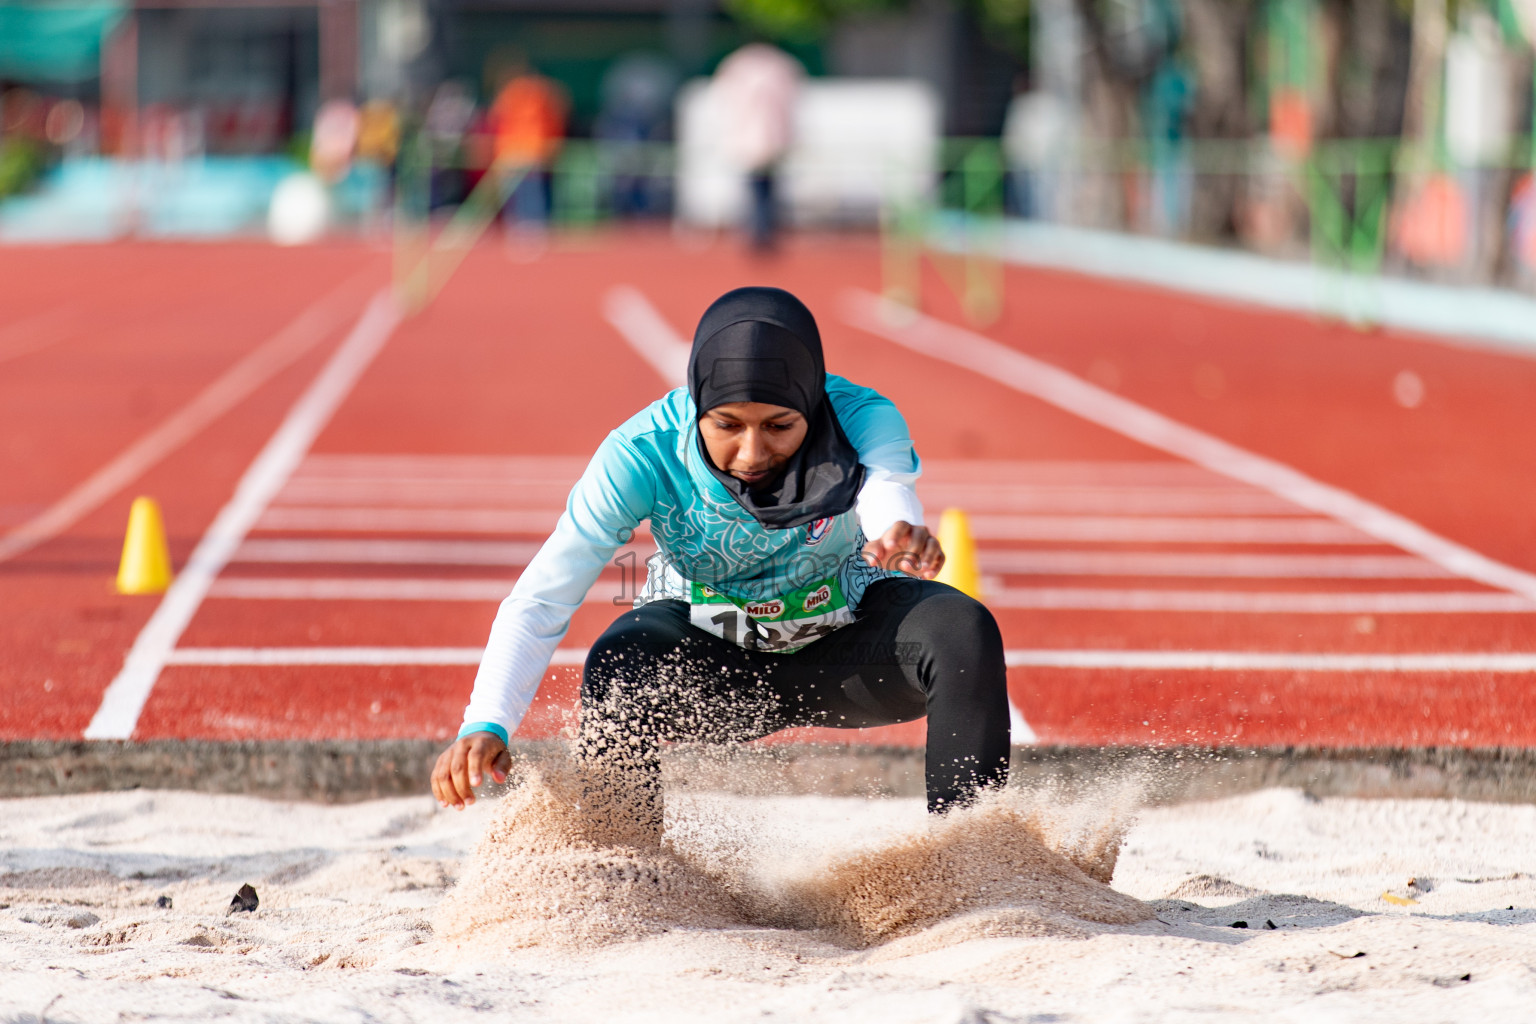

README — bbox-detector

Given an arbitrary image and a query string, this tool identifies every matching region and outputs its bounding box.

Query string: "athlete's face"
[698,402,808,488]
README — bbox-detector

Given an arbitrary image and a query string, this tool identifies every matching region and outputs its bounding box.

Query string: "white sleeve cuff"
[856,478,925,540]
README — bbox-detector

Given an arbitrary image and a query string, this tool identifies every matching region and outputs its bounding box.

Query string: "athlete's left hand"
[862,520,945,579]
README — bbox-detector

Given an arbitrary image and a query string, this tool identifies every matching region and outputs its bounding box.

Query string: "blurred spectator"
[357,98,401,171]
[595,53,677,217]
[140,105,205,163]
[310,98,359,184]
[1393,173,1471,271]
[1512,173,1536,278]
[424,80,477,210]
[1141,58,1193,237]
[487,57,567,236]
[1002,85,1069,220]
[356,97,401,209]
[713,42,801,252]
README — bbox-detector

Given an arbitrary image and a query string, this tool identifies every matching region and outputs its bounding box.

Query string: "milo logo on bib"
[802,584,831,612]
[689,576,853,653]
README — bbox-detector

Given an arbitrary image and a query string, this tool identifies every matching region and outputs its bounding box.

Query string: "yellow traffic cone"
[116,497,173,595]
[934,507,982,600]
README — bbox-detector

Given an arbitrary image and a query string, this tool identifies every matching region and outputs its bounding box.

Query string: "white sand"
[2,779,1534,1023]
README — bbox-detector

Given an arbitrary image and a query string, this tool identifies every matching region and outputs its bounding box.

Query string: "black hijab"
[688,287,864,530]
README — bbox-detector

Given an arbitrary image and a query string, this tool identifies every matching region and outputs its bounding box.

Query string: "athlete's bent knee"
[905,588,1004,668]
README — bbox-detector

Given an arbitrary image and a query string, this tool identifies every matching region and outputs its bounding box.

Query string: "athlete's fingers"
[449,741,476,809]
[896,523,940,577]
[919,534,945,579]
[463,739,500,792]
[468,741,485,787]
[438,745,462,810]
[491,747,512,784]
[433,742,469,810]
[468,735,507,787]
[430,746,453,807]
[864,521,918,571]
[868,539,916,573]
[866,528,897,561]
[907,528,938,578]
[882,520,915,551]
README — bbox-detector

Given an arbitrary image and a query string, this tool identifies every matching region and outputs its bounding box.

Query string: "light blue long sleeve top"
[459,375,924,742]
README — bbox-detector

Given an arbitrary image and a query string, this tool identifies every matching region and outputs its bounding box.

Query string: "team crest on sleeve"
[804,517,834,545]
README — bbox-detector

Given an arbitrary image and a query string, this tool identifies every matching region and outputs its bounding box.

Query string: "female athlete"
[431,286,1010,824]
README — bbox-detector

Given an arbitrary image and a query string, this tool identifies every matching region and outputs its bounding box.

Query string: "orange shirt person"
[489,71,568,170]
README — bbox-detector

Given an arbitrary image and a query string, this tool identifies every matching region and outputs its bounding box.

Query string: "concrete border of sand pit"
[3,741,1536,805]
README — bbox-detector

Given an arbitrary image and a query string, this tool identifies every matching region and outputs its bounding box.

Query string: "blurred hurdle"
[391,137,527,313]
[390,136,673,314]
[880,138,1008,327]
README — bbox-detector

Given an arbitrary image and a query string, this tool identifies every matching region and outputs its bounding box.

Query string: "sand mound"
[774,790,1152,948]
[432,763,742,949]
[434,759,1150,954]
[1167,874,1263,899]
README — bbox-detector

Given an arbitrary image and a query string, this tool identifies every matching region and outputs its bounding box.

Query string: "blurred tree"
[724,0,909,42]
[972,0,1034,55]
[0,135,46,198]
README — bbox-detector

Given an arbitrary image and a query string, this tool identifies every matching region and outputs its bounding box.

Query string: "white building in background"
[675,77,940,228]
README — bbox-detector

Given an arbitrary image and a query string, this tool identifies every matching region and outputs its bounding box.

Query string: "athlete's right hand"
[431,732,512,810]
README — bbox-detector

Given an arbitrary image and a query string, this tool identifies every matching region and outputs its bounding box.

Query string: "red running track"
[4,234,1536,748]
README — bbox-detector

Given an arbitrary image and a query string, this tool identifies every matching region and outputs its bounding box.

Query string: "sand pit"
[2,776,1534,1022]
[432,763,1149,955]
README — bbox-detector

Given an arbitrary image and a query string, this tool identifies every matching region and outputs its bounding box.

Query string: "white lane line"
[919,460,1229,485]
[232,533,1419,583]
[85,290,404,740]
[0,272,371,566]
[209,578,518,601]
[207,577,633,604]
[987,588,1536,613]
[258,506,1339,540]
[234,538,544,565]
[160,644,1536,673]
[919,486,1309,516]
[168,646,484,665]
[274,481,578,505]
[253,507,567,533]
[276,472,1311,515]
[967,515,1369,544]
[211,577,1479,608]
[1008,701,1037,745]
[843,289,1536,600]
[295,453,589,478]
[983,551,1451,579]
[165,647,589,667]
[1003,650,1536,672]
[603,285,690,387]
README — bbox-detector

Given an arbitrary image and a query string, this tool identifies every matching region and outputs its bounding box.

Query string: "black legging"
[578,577,1011,814]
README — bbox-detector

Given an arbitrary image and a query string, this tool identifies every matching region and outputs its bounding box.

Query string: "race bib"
[689,576,855,653]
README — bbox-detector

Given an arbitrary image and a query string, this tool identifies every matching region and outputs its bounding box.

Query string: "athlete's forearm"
[460,436,652,738]
[461,597,572,739]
